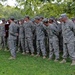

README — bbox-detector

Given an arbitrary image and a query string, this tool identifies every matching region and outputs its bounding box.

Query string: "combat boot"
[71,60,75,66]
[22,52,26,55]
[48,58,52,61]
[43,56,46,59]
[8,56,16,60]
[35,54,40,57]
[54,59,59,62]
[31,53,34,56]
[60,59,66,63]
[26,51,29,54]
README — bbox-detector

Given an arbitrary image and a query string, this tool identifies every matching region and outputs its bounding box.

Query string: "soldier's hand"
[16,33,18,36]
[4,34,6,36]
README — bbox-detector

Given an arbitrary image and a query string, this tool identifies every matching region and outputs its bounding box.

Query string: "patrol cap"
[71,18,75,21]
[59,17,62,20]
[50,16,55,19]
[42,18,48,23]
[24,15,30,19]
[10,16,15,21]
[49,17,54,21]
[60,13,67,18]
[2,18,5,21]
[21,18,24,21]
[14,20,18,23]
[40,16,44,19]
[35,16,40,20]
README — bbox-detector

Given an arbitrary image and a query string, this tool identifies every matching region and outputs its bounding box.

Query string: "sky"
[0,0,64,7]
[6,0,17,6]
[0,0,18,7]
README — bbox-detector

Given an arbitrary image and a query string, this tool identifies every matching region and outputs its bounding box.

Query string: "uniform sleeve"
[3,25,6,36]
[23,24,25,36]
[23,25,25,37]
[41,23,48,37]
[9,24,18,36]
[69,20,75,33]
[52,24,59,36]
[30,22,35,33]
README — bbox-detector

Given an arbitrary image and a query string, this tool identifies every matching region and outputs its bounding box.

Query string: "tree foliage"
[0,0,75,19]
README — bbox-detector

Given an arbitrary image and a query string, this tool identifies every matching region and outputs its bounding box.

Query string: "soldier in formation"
[0,18,6,50]
[0,14,75,66]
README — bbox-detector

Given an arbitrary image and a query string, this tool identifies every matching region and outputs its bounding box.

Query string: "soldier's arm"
[23,25,25,37]
[3,24,6,36]
[23,24,25,37]
[9,25,18,36]
[69,20,75,33]
[30,22,35,33]
[42,23,48,37]
[52,24,59,36]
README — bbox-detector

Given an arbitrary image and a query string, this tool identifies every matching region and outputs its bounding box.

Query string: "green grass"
[0,50,75,75]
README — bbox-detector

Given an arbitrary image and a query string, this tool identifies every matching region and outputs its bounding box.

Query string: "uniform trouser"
[25,37,34,54]
[59,36,63,51]
[0,36,6,49]
[8,40,17,58]
[36,39,46,56]
[62,42,75,60]
[49,39,59,60]
[18,38,25,52]
[5,37,8,49]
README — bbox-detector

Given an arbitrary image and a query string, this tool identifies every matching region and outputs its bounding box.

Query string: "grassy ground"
[0,50,75,75]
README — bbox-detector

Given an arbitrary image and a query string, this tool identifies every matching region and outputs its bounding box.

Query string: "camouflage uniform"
[8,22,19,58]
[45,23,59,60]
[62,19,75,60]
[18,24,25,53]
[0,23,6,49]
[23,21,34,54]
[35,22,46,57]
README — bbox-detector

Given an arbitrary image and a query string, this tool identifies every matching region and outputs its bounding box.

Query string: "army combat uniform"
[44,23,59,60]
[62,19,75,61]
[8,22,19,58]
[23,21,34,54]
[18,24,25,53]
[35,22,46,57]
[0,23,6,50]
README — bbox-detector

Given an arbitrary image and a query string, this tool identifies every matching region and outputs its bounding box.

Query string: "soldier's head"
[49,18,54,24]
[34,16,40,24]
[42,18,49,26]
[59,17,63,23]
[14,20,18,24]
[18,19,23,25]
[60,13,68,22]
[72,18,75,23]
[39,16,44,21]
[9,16,14,23]
[2,18,5,23]
[24,15,30,22]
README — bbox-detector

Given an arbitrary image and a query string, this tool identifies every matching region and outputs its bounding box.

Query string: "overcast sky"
[0,0,18,6]
[6,0,17,6]
[0,0,64,7]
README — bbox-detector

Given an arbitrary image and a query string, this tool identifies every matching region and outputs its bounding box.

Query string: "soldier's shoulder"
[39,22,43,26]
[49,24,55,29]
[10,22,15,27]
[29,21,33,24]
[0,23,4,26]
[67,19,73,23]
[16,24,19,27]
[40,22,43,24]
[67,19,75,26]
[50,24,53,26]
